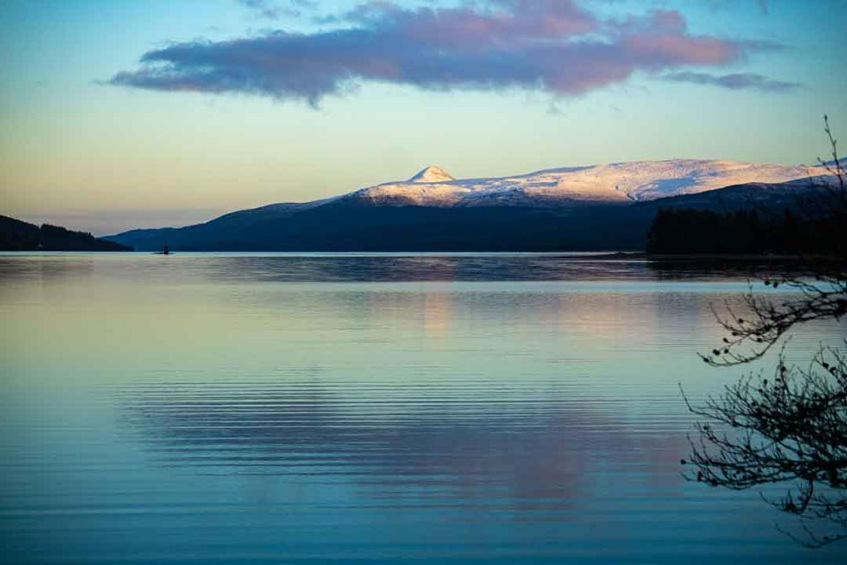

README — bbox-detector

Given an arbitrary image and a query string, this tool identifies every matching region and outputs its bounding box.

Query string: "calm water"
[0,253,844,564]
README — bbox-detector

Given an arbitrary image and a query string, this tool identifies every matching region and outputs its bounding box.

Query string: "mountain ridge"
[104,158,834,251]
[346,159,822,208]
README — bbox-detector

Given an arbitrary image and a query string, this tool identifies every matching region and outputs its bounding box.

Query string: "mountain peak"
[409,165,455,183]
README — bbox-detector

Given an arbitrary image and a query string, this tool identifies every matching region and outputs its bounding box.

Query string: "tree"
[682,116,847,547]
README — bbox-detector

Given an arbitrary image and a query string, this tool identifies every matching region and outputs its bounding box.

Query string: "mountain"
[346,160,821,207]
[0,215,132,251]
[408,165,456,183]
[105,160,830,252]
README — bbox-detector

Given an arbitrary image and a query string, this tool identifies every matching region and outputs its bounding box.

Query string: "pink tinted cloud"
[109,0,788,105]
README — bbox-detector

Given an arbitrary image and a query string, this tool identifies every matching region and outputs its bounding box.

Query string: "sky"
[0,0,845,234]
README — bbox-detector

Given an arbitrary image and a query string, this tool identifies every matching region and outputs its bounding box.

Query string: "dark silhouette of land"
[0,214,131,251]
[647,208,843,256]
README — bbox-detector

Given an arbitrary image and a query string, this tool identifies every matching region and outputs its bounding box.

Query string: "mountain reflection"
[118,378,687,508]
[197,254,659,283]
[0,253,810,287]
[193,255,810,283]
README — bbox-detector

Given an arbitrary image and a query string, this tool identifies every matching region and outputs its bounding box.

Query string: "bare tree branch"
[685,117,847,547]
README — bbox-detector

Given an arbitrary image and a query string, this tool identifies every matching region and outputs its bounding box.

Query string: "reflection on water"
[119,379,686,502]
[0,252,801,284]
[0,253,844,563]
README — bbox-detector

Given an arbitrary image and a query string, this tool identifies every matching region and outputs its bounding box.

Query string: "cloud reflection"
[117,378,688,508]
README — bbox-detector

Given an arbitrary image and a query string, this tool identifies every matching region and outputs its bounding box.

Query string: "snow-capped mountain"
[106,157,834,251]
[408,165,456,183]
[349,160,823,207]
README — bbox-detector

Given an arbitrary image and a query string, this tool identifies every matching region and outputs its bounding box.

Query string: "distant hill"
[0,215,131,251]
[105,175,832,252]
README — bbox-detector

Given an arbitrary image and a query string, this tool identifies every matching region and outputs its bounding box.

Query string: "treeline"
[0,215,131,251]
[646,208,844,255]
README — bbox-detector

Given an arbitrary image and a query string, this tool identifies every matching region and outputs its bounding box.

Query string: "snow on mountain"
[409,165,456,183]
[349,160,823,207]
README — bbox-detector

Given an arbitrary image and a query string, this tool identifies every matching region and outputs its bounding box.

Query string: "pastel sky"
[1,0,844,234]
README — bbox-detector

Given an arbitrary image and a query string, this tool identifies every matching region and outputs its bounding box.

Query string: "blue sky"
[0,0,844,234]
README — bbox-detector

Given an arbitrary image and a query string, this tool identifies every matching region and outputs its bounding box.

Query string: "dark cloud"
[109,0,784,106]
[663,71,800,92]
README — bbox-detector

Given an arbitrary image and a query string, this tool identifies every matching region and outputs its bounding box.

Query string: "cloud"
[705,0,769,15]
[663,71,799,92]
[236,0,315,20]
[237,0,282,19]
[109,0,784,106]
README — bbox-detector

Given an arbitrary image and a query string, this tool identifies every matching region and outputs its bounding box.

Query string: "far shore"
[587,251,840,262]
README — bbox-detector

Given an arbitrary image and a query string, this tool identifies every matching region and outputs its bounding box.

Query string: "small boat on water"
[154,244,172,255]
